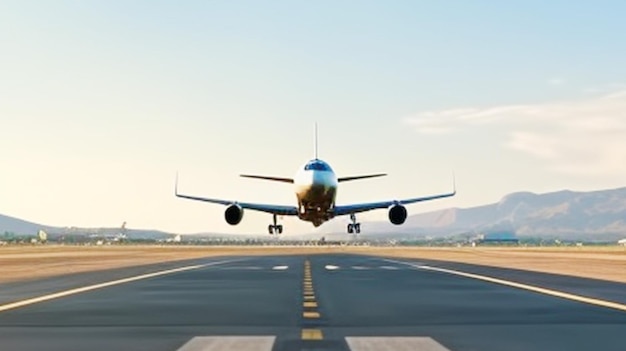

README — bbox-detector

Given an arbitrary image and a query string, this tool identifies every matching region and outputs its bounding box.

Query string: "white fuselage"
[293,159,338,227]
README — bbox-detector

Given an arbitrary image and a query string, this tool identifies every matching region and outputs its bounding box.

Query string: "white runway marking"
[175,335,452,351]
[0,259,237,314]
[352,266,369,270]
[325,265,340,270]
[176,336,276,351]
[346,336,451,351]
[272,265,289,270]
[379,266,399,270]
[383,258,626,313]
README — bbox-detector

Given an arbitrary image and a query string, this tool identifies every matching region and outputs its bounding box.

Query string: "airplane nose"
[311,171,337,189]
[312,173,324,185]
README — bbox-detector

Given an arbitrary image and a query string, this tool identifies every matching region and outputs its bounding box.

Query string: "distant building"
[166,234,182,243]
[618,238,626,246]
[38,230,48,243]
[477,232,519,244]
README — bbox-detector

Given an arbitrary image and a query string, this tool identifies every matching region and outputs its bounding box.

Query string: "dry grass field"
[1,245,625,284]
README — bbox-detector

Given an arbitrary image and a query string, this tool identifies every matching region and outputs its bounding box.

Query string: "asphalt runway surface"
[1,253,625,351]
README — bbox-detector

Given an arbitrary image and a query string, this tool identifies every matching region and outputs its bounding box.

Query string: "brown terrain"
[1,245,625,284]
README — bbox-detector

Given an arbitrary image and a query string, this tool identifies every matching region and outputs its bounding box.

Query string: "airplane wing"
[337,173,387,182]
[333,178,456,216]
[239,174,294,183]
[175,177,298,216]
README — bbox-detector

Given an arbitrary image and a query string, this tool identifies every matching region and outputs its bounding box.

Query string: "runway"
[1,254,625,351]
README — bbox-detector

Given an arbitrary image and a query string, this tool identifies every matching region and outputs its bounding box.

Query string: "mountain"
[0,213,56,235]
[354,187,626,240]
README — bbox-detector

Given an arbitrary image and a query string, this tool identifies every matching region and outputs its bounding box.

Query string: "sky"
[1,1,626,234]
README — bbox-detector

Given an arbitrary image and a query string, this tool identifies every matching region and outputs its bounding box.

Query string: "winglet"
[452,171,457,195]
[174,172,179,196]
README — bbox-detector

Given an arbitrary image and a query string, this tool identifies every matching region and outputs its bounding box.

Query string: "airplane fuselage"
[294,159,337,227]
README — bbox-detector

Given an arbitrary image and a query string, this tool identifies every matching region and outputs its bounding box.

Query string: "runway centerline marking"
[0,259,238,314]
[324,264,339,270]
[301,328,324,340]
[303,311,320,318]
[383,258,626,313]
[303,301,318,308]
[272,265,289,270]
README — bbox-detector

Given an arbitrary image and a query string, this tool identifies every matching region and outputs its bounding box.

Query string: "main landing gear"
[347,213,361,234]
[268,214,283,235]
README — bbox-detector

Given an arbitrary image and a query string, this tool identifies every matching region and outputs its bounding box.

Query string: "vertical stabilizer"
[314,122,318,159]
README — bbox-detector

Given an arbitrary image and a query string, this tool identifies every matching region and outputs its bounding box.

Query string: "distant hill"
[0,213,56,235]
[353,187,626,241]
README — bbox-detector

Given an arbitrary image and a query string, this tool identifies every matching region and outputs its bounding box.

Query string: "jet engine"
[224,204,244,225]
[388,204,407,225]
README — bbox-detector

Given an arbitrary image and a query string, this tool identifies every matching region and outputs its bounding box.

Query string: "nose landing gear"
[347,213,361,234]
[268,214,283,235]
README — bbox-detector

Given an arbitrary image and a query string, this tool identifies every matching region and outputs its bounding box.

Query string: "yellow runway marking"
[303,311,320,318]
[384,258,626,313]
[301,328,324,340]
[0,259,236,313]
[302,260,321,321]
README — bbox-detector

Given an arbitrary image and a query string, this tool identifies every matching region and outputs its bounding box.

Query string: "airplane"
[175,125,456,235]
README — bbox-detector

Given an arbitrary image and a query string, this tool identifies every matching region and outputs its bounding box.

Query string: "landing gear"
[347,213,361,234]
[347,223,360,234]
[268,214,283,235]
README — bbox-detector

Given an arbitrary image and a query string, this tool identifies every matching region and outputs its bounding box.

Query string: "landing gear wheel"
[348,213,361,234]
[268,214,283,235]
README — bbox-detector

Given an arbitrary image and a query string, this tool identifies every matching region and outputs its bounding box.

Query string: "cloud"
[405,90,626,176]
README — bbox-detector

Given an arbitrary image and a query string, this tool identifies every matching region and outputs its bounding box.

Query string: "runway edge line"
[382,258,626,313]
[0,259,238,313]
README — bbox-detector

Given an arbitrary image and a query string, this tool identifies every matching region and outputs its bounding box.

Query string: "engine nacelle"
[388,204,407,225]
[224,204,244,225]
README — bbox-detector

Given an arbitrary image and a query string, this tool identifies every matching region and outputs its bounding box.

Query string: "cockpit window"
[304,160,331,171]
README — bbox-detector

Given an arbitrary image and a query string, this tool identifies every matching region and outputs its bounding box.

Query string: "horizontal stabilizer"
[240,174,294,183]
[338,173,387,182]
